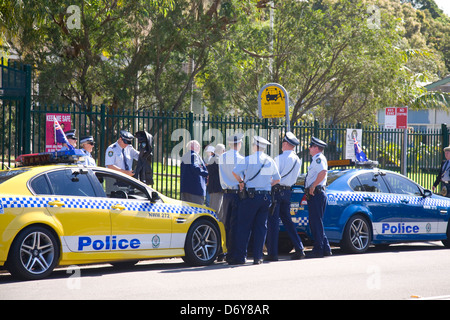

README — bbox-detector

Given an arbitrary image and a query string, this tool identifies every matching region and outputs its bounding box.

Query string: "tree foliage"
[1,0,449,123]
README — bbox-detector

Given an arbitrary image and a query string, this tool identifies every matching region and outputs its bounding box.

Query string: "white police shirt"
[233,151,281,191]
[219,149,244,190]
[305,152,327,188]
[79,149,96,167]
[274,150,302,187]
[105,142,139,170]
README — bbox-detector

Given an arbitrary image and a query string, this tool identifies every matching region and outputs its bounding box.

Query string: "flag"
[353,137,368,162]
[54,117,74,150]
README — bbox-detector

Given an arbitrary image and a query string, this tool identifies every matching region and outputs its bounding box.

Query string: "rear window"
[0,169,30,184]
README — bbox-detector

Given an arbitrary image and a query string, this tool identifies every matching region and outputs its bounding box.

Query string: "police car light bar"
[15,150,86,167]
[327,159,379,169]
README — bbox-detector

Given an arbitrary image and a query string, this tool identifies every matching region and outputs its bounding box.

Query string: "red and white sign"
[45,113,72,152]
[385,107,408,129]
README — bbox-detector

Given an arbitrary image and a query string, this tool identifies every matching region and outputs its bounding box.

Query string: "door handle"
[48,200,65,207]
[401,199,409,204]
[111,204,126,211]
[363,196,373,201]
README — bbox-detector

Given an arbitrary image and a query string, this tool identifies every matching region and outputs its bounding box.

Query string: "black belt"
[252,190,271,195]
[223,189,239,194]
[277,185,292,190]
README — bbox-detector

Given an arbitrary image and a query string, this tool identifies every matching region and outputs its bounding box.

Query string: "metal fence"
[1,60,449,198]
[6,103,447,197]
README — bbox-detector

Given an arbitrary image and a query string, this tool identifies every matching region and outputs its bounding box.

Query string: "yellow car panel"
[0,163,226,280]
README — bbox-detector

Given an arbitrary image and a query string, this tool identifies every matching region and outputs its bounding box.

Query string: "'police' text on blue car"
[284,161,450,254]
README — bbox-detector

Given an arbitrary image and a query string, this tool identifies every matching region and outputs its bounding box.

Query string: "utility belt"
[271,184,292,194]
[238,187,270,200]
[223,189,239,194]
[304,185,326,201]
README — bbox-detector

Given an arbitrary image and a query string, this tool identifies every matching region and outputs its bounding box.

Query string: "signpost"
[258,83,290,131]
[384,107,409,176]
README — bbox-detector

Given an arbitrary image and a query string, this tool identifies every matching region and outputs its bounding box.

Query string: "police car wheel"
[7,225,59,280]
[341,214,372,254]
[183,219,220,266]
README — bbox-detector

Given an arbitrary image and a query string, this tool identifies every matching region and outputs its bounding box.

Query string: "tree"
[0,0,249,113]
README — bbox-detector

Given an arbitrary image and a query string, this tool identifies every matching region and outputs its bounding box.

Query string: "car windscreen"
[296,169,349,186]
[0,169,30,184]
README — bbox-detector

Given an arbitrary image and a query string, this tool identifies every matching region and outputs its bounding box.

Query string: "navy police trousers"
[266,189,304,257]
[307,190,331,256]
[234,194,270,263]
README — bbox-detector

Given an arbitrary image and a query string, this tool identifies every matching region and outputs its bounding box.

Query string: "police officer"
[305,137,331,258]
[266,132,305,261]
[60,129,77,151]
[218,133,244,263]
[433,145,450,197]
[79,136,97,167]
[105,130,139,176]
[231,136,281,265]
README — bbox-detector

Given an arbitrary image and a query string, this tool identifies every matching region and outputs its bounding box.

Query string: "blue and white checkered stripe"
[0,196,216,216]
[330,192,450,207]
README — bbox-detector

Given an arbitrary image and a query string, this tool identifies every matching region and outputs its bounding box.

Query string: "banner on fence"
[345,129,363,161]
[45,113,72,152]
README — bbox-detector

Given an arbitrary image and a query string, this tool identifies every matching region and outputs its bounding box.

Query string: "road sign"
[258,83,289,119]
[384,107,408,129]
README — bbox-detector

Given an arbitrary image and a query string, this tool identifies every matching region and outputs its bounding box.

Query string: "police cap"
[253,136,271,149]
[80,136,95,145]
[310,136,327,148]
[283,132,299,146]
[226,133,244,144]
[120,130,134,144]
[65,129,77,140]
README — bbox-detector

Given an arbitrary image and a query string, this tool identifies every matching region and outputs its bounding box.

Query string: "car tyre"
[341,214,372,254]
[7,225,60,280]
[182,219,220,266]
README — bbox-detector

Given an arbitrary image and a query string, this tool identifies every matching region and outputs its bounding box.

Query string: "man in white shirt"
[305,136,331,258]
[105,130,139,176]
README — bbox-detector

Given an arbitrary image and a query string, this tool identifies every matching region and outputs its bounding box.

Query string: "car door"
[383,172,442,238]
[352,171,405,241]
[29,168,112,253]
[93,170,172,251]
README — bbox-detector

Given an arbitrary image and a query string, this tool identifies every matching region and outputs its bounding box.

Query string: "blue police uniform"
[105,130,139,171]
[231,136,281,265]
[79,136,96,167]
[218,133,245,262]
[266,132,305,260]
[305,137,331,258]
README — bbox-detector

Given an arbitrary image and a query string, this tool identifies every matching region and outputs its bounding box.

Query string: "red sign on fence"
[45,113,72,152]
[385,107,408,129]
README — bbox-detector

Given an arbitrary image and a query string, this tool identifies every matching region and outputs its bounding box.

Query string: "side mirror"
[151,191,160,202]
[423,189,432,198]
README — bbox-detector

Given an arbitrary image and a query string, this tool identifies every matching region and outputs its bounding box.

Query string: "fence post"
[441,123,449,160]
[23,64,32,154]
[100,104,106,166]
[188,111,194,140]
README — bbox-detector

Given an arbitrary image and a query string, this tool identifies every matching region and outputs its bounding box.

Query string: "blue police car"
[285,161,450,254]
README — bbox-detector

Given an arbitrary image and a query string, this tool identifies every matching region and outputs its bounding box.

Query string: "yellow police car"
[0,151,226,280]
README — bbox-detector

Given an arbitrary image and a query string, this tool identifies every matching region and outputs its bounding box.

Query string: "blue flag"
[353,137,368,162]
[54,117,74,150]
